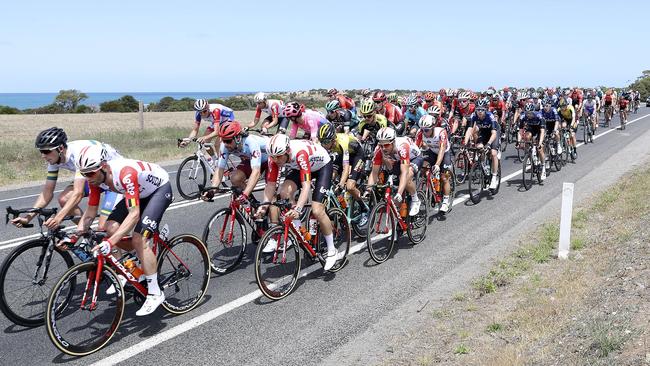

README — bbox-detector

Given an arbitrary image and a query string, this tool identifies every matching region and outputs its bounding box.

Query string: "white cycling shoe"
[409,200,421,216]
[262,238,278,253]
[136,292,165,316]
[489,176,499,190]
[106,274,127,295]
[440,201,450,213]
[323,249,340,271]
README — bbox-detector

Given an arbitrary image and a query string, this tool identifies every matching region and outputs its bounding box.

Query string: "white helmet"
[427,105,441,116]
[419,115,435,129]
[458,91,471,100]
[376,127,396,143]
[193,99,208,111]
[76,144,107,173]
[268,134,291,156]
[254,92,267,103]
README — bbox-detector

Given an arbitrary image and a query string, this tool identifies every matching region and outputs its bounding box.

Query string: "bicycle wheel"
[582,120,588,144]
[254,225,301,300]
[560,137,569,165]
[406,190,428,245]
[454,153,469,185]
[467,162,484,204]
[553,146,563,172]
[202,208,247,274]
[0,238,74,327]
[500,125,509,152]
[522,152,534,191]
[157,234,210,314]
[349,197,370,239]
[490,160,502,195]
[322,207,351,272]
[516,141,525,162]
[46,261,124,356]
[176,156,207,200]
[366,201,396,264]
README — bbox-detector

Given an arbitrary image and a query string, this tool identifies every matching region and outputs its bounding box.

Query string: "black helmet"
[35,127,67,149]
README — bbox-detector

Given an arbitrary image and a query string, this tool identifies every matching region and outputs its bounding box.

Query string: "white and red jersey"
[47,140,121,179]
[88,158,169,209]
[254,99,284,119]
[372,136,421,166]
[266,140,331,184]
[415,127,449,154]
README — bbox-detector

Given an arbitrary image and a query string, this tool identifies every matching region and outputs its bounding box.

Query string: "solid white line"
[0,189,65,203]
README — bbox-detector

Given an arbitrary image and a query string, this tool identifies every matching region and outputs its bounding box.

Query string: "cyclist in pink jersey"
[280,102,326,143]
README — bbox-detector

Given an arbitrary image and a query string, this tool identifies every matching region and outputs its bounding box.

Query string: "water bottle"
[62,235,92,262]
[399,201,408,218]
[433,172,440,193]
[309,218,318,236]
[123,258,144,280]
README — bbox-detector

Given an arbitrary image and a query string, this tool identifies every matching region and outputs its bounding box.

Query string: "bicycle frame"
[273,214,320,265]
[379,176,409,231]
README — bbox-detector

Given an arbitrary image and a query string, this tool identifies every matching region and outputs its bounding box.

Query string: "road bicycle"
[543,131,563,173]
[417,163,456,214]
[466,146,501,204]
[582,113,594,144]
[521,141,544,190]
[365,174,427,264]
[176,138,237,200]
[254,200,350,300]
[45,225,210,356]
[0,207,89,327]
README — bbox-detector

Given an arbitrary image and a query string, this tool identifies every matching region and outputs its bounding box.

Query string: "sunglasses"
[81,170,100,178]
[460,99,469,104]
[321,139,333,145]
[200,109,210,114]
[39,149,56,154]
[476,108,487,112]
[422,128,433,133]
[380,143,392,149]
[222,139,234,144]
[362,114,374,119]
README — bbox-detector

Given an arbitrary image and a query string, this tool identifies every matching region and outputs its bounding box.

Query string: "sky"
[0,0,648,93]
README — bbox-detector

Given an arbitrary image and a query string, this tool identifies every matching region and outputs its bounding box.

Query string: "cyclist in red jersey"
[373,91,405,132]
[448,91,475,135]
[489,94,507,130]
[327,88,356,114]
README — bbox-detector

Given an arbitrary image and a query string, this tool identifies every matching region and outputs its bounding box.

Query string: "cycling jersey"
[519,111,545,127]
[254,99,284,119]
[489,100,506,117]
[372,136,421,165]
[47,140,121,181]
[558,105,576,122]
[289,110,327,140]
[357,114,388,137]
[380,102,404,125]
[470,111,501,150]
[335,94,356,110]
[570,91,583,107]
[450,100,476,118]
[331,133,361,165]
[195,103,235,130]
[415,127,449,154]
[217,134,269,170]
[266,140,331,184]
[583,99,597,115]
[404,106,427,125]
[327,109,358,129]
[540,108,560,123]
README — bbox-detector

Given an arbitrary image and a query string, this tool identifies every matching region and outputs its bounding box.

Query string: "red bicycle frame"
[272,215,319,265]
[378,176,408,232]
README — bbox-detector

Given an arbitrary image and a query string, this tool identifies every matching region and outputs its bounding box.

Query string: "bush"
[148,97,194,112]
[0,105,21,114]
[74,105,94,113]
[23,103,65,114]
[100,95,140,112]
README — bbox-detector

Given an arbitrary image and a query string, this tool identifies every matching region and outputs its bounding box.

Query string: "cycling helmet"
[586,93,594,99]
[458,91,471,100]
[387,92,398,103]
[318,122,336,142]
[476,98,490,108]
[283,102,303,118]
[76,144,107,173]
[325,99,341,113]
[542,98,553,106]
[35,127,67,149]
[439,88,447,96]
[253,92,266,103]
[518,92,528,100]
[360,99,376,115]
[372,91,387,103]
[376,127,396,143]
[327,88,338,96]
[424,92,435,101]
[218,121,242,139]
[524,103,535,112]
[531,92,540,99]
[268,134,291,156]
[486,89,495,97]
[405,95,418,107]
[419,115,435,129]
[193,99,208,111]
[558,97,568,107]
[361,88,371,97]
[427,105,441,116]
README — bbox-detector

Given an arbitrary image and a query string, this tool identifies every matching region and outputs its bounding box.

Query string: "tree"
[54,89,88,112]
[100,95,139,112]
[629,70,650,99]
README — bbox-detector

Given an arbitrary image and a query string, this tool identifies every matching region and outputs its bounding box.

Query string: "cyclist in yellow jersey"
[558,97,578,161]
[356,99,388,142]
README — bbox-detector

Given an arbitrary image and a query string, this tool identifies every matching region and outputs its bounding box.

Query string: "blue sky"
[1,0,647,92]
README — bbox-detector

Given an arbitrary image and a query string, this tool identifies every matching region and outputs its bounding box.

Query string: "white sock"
[324,234,335,254]
[410,193,419,202]
[145,274,161,296]
[442,195,450,202]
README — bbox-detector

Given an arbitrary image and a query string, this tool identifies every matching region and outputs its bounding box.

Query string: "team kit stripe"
[127,198,138,207]
[46,171,58,181]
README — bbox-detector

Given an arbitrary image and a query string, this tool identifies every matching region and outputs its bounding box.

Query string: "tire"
[202,208,247,274]
[553,147,563,172]
[516,141,525,163]
[254,225,301,300]
[176,156,207,200]
[0,238,74,327]
[522,152,534,191]
[366,201,396,264]
[46,261,124,356]
[454,152,469,185]
[157,234,210,314]
[350,197,370,239]
[490,160,502,195]
[406,190,428,244]
[468,161,484,204]
[582,120,588,144]
[500,124,509,152]
[323,207,351,272]
[560,137,570,165]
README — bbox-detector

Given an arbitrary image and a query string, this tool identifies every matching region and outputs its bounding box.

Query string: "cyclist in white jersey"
[76,146,173,316]
[416,115,453,212]
[179,99,236,156]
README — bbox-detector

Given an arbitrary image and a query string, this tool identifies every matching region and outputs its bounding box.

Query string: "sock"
[442,195,450,203]
[410,193,419,202]
[324,234,335,254]
[145,274,161,296]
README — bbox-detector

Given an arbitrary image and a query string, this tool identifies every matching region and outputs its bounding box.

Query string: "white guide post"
[558,182,574,259]
[139,101,144,129]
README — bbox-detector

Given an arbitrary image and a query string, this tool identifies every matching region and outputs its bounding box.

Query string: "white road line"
[90,112,650,366]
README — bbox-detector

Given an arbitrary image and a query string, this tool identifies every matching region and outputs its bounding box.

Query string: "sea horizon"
[0,91,253,109]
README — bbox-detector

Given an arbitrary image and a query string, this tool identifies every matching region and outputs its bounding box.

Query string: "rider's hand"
[236,193,249,205]
[44,216,62,230]
[285,209,300,219]
[196,136,207,144]
[201,189,215,202]
[432,164,441,175]
[254,206,267,219]
[476,143,484,149]
[179,139,189,148]
[92,239,112,256]
[394,193,403,203]
[10,216,30,228]
[247,121,257,128]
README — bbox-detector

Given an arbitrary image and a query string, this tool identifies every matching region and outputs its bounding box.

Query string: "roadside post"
[558,182,574,259]
[139,101,144,129]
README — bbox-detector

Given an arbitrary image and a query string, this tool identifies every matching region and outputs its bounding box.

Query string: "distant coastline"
[0,92,252,109]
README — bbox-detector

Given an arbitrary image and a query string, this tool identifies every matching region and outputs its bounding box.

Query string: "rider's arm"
[210,167,225,188]
[51,176,85,223]
[188,123,200,140]
[15,176,57,225]
[77,185,100,233]
[244,167,261,197]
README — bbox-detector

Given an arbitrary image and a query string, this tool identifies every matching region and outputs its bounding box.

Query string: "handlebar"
[177,138,215,149]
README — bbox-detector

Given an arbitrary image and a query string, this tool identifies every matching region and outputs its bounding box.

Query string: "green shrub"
[0,105,21,114]
[100,95,140,112]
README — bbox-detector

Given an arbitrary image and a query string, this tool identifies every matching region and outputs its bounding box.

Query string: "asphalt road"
[0,108,649,366]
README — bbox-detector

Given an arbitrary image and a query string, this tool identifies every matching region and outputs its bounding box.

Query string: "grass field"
[0,110,259,186]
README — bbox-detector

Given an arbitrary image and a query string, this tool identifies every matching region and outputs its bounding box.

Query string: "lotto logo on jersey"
[251,150,260,158]
[142,215,158,230]
[297,154,309,171]
[122,173,136,195]
[398,145,408,159]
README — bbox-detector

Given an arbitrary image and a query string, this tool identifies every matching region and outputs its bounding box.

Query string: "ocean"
[0,92,251,109]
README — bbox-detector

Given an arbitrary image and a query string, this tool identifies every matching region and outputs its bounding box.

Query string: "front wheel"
[522,152,534,191]
[366,201,396,264]
[321,207,351,272]
[157,234,210,314]
[255,225,301,301]
[176,156,207,200]
[202,208,247,274]
[406,190,428,244]
[46,261,124,356]
[467,162,484,204]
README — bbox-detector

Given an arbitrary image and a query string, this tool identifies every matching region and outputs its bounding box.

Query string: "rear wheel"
[454,152,469,185]
[468,162,484,204]
[366,202,396,264]
[202,208,247,274]
[176,156,207,200]
[406,191,428,244]
[254,225,301,301]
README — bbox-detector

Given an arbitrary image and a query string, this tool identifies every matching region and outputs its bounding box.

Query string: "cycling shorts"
[422,150,452,171]
[478,129,501,150]
[108,182,173,238]
[285,161,333,203]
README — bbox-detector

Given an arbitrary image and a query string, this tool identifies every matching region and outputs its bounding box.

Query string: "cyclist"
[325,99,359,132]
[365,127,422,216]
[583,93,598,132]
[489,93,508,138]
[249,92,286,132]
[76,145,173,316]
[426,105,447,129]
[540,99,562,155]
[619,90,630,124]
[180,99,235,158]
[464,99,501,190]
[203,121,269,204]
[558,97,578,161]
[449,91,475,136]
[373,91,405,132]
[280,102,326,143]
[570,87,584,120]
[403,95,427,137]
[327,88,357,115]
[257,135,342,271]
[422,92,439,111]
[356,99,389,142]
[10,127,122,231]
[416,115,452,212]
[519,103,547,180]
[603,88,616,121]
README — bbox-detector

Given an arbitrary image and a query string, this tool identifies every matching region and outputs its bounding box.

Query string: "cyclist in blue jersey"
[180,99,236,157]
[519,103,547,180]
[403,95,427,137]
[540,99,561,155]
[464,98,501,190]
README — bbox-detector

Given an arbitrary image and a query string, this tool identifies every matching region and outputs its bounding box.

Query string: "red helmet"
[424,92,435,101]
[372,91,386,102]
[218,121,242,139]
[439,88,446,96]
[503,87,510,92]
